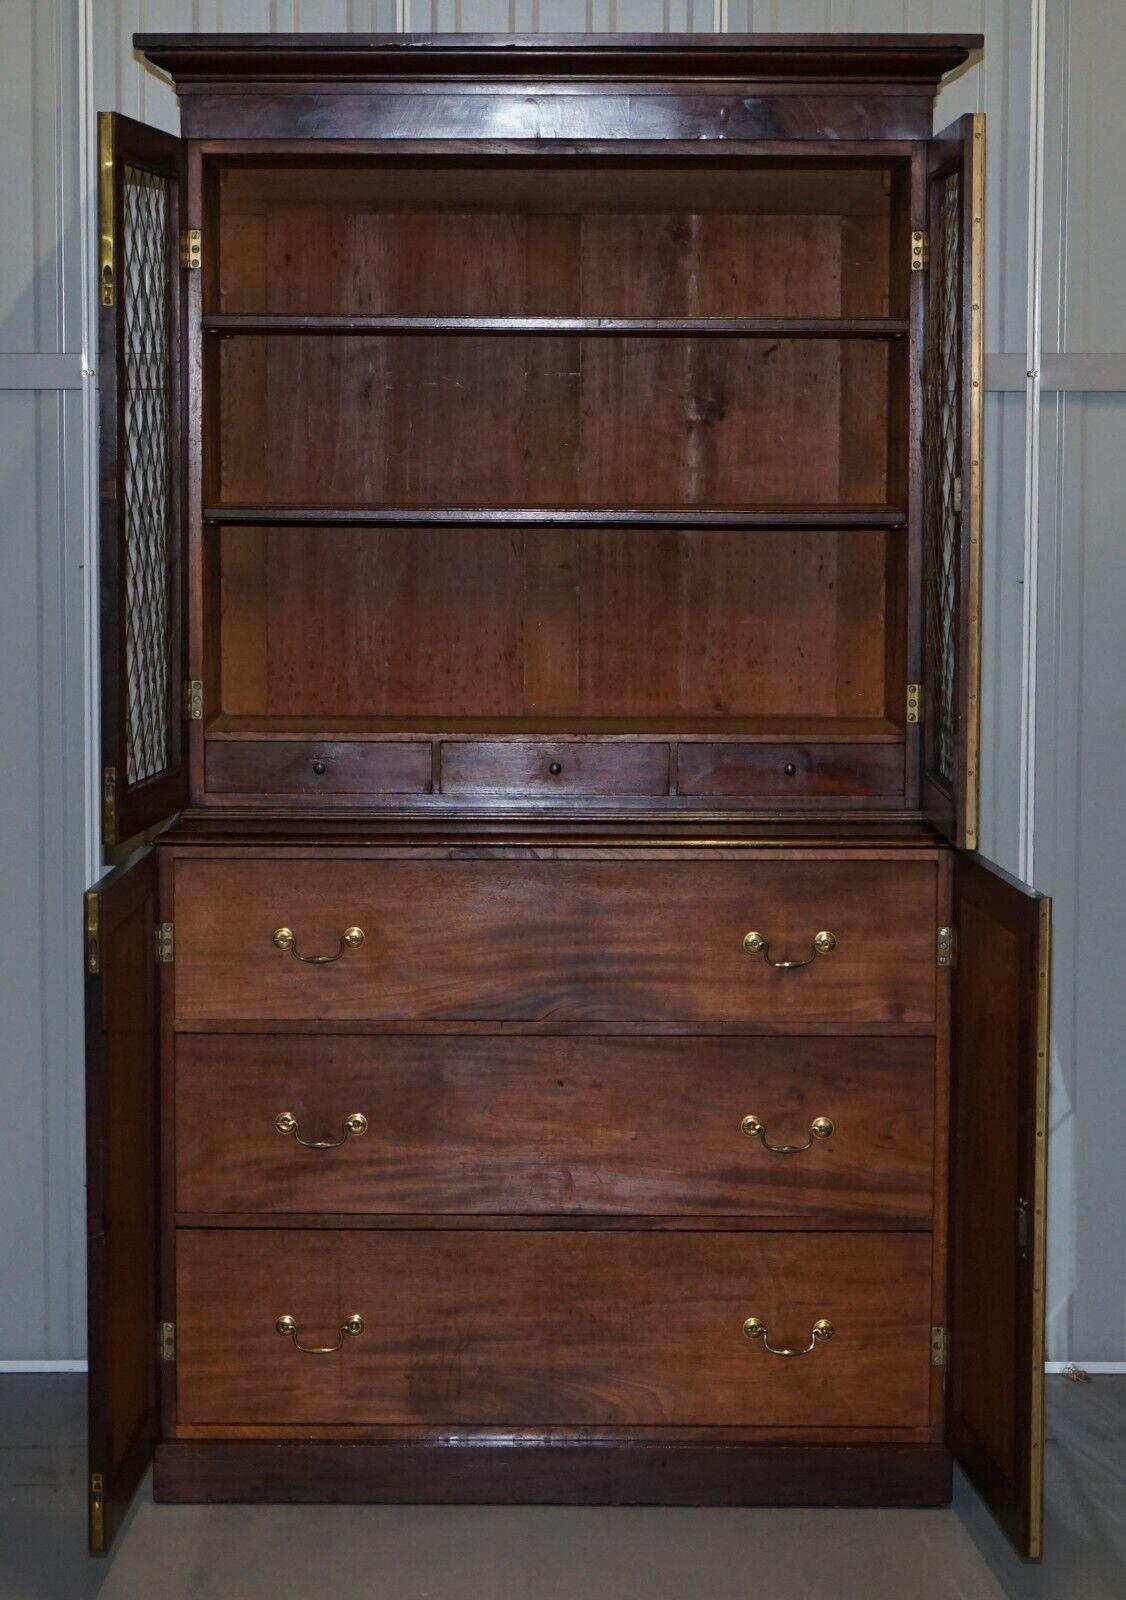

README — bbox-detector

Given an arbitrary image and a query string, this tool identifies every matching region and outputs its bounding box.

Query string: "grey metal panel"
[0,355,85,390]
[0,0,1111,1367]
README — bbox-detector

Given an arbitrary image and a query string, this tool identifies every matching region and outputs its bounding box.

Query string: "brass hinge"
[937,926,957,968]
[89,1472,105,1552]
[185,678,204,720]
[85,891,101,976]
[156,922,174,965]
[905,683,921,725]
[158,1321,176,1363]
[910,230,929,272]
[181,227,201,270]
[931,1326,949,1367]
[102,765,117,846]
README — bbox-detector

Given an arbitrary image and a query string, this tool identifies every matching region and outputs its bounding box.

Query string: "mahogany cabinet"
[84,32,1051,1561]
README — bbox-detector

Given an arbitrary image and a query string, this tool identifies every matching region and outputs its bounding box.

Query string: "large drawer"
[172,858,938,1024]
[175,1035,935,1223]
[175,1229,934,1428]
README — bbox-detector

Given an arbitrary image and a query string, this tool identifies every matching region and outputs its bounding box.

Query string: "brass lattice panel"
[923,171,962,787]
[121,164,173,787]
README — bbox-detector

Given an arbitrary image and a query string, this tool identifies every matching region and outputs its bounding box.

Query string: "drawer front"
[677,742,904,800]
[175,1229,933,1428]
[440,741,669,796]
[175,1035,935,1223]
[206,740,431,797]
[173,859,937,1024]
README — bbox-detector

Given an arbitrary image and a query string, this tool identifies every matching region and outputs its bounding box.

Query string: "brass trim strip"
[1028,893,1052,1558]
[963,113,986,851]
[98,113,114,308]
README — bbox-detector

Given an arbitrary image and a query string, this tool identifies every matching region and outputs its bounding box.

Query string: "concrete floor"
[0,1377,1122,1600]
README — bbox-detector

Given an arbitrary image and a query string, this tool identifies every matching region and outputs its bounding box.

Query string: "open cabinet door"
[948,854,1051,1558]
[922,113,985,849]
[98,113,189,853]
[85,851,162,1555]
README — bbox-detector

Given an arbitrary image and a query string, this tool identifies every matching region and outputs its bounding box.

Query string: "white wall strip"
[1018,0,1048,888]
[1045,1362,1126,1375]
[0,1361,88,1374]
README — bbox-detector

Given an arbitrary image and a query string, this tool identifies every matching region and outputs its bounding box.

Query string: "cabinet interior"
[202,154,912,753]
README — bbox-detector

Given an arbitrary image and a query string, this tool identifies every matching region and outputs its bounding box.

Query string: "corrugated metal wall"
[0,0,1120,1366]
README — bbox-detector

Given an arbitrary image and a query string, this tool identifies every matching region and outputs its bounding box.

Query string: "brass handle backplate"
[272,925,364,964]
[275,1313,364,1354]
[743,930,836,969]
[741,1114,834,1153]
[274,1111,368,1149]
[742,1317,835,1357]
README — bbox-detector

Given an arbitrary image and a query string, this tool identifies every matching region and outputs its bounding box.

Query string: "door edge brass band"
[97,114,114,308]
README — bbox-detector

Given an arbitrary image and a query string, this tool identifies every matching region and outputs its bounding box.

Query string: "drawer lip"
[205,739,432,796]
[174,1227,936,1431]
[171,857,939,1028]
[173,1033,936,1225]
[677,741,905,798]
[440,740,670,796]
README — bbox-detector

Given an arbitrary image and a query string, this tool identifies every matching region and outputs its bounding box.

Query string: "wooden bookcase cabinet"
[85,33,1050,1565]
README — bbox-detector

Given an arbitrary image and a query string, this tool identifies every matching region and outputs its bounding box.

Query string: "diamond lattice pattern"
[122,164,173,787]
[922,172,962,786]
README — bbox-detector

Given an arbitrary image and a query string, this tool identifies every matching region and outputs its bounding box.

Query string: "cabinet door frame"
[947,851,1051,1559]
[85,849,162,1555]
[98,112,190,853]
[922,113,985,850]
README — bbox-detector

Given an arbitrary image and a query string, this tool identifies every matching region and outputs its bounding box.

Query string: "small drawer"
[174,1034,935,1223]
[175,1228,934,1429]
[677,742,904,799]
[440,740,669,797]
[172,856,939,1026]
[205,740,431,797]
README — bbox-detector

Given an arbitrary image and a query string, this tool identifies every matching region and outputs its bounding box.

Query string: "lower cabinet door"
[175,1229,934,1429]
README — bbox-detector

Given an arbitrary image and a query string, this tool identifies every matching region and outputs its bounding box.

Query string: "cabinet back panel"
[215,527,890,722]
[215,336,890,510]
[216,161,893,320]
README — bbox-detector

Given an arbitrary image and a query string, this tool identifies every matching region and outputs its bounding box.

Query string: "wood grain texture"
[677,742,904,799]
[205,740,431,797]
[153,1438,953,1506]
[439,742,669,797]
[214,528,892,726]
[171,856,938,1025]
[174,1228,934,1429]
[173,1034,935,1223]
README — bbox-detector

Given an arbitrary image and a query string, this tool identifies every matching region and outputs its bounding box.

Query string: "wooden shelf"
[205,506,908,530]
[203,314,910,339]
[206,715,906,743]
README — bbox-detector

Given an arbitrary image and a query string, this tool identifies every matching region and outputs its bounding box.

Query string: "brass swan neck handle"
[274,1111,368,1149]
[272,925,364,964]
[742,1317,835,1357]
[275,1314,364,1354]
[741,1114,835,1153]
[743,930,837,969]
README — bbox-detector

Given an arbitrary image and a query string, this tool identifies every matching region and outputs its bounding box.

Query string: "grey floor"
[1,1377,1123,1600]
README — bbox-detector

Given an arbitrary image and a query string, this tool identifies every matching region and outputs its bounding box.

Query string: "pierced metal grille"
[121,164,174,787]
[922,173,962,786]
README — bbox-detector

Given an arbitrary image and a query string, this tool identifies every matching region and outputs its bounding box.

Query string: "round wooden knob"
[548,761,563,776]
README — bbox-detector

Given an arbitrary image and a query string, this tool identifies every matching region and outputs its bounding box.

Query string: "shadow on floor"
[1,1376,1122,1600]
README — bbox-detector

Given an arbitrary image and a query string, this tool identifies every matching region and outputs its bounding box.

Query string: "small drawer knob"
[312,759,327,775]
[548,761,563,776]
[783,761,797,777]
